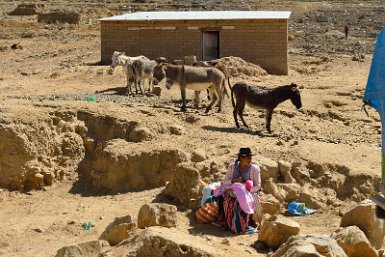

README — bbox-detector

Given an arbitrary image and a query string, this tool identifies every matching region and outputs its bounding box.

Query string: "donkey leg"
[266,109,273,133]
[233,109,240,128]
[216,85,223,112]
[180,85,187,112]
[135,80,140,95]
[235,100,248,128]
[126,79,131,96]
[193,91,200,108]
[239,110,249,128]
[205,87,217,113]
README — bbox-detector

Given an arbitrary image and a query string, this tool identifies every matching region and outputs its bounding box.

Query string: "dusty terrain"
[1,1,385,257]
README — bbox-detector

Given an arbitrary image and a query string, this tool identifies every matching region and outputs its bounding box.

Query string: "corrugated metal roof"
[99,11,291,21]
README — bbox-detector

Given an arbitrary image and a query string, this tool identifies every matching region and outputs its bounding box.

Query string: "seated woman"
[213,147,261,234]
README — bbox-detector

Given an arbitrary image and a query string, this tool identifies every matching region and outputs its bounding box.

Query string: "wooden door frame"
[201,30,220,61]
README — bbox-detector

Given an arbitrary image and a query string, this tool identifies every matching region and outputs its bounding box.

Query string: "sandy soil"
[0,1,384,256]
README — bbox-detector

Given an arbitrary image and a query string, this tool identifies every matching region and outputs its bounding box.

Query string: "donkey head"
[153,63,167,85]
[111,51,125,68]
[289,83,302,109]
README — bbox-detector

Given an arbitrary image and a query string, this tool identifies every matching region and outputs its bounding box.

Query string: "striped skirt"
[223,191,250,234]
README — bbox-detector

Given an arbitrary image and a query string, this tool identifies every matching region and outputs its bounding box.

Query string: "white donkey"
[110,51,148,95]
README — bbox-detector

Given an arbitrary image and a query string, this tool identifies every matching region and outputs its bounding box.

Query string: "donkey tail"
[226,76,232,98]
[231,83,236,108]
[222,79,229,98]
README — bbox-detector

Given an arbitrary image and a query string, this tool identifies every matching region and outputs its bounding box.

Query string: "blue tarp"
[363,27,385,182]
[364,28,385,114]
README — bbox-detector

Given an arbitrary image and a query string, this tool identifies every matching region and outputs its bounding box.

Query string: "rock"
[55,240,104,257]
[298,187,327,209]
[279,183,302,202]
[90,142,187,192]
[163,162,205,209]
[106,227,224,257]
[137,203,177,229]
[99,215,136,246]
[83,137,96,153]
[331,226,377,257]
[261,194,281,215]
[169,125,184,135]
[271,234,347,257]
[190,149,207,162]
[278,160,295,183]
[128,126,155,142]
[340,199,385,249]
[184,115,200,124]
[262,179,287,202]
[259,158,279,180]
[291,166,311,186]
[258,215,300,250]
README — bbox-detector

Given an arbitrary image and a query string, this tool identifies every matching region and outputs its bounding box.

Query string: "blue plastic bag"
[288,202,316,216]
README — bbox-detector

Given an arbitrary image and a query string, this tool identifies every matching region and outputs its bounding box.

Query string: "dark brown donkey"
[231,82,302,133]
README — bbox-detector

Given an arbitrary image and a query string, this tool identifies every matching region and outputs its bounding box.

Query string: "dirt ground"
[0,1,385,257]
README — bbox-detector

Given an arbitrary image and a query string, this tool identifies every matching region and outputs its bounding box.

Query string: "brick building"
[99,11,291,75]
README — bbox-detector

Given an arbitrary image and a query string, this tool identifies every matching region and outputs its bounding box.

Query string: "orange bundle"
[195,202,219,223]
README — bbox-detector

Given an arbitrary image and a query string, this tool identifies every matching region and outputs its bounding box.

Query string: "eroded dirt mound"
[9,4,45,16]
[214,56,268,78]
[89,140,187,192]
[37,10,81,24]
[0,104,85,191]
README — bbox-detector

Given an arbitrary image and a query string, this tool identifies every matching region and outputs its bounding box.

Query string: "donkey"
[231,82,302,133]
[153,63,229,113]
[131,58,157,94]
[110,51,148,95]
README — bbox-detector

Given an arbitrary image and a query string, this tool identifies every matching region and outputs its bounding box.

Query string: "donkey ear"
[291,83,298,87]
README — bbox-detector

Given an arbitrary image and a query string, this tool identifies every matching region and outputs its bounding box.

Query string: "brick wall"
[101,18,288,75]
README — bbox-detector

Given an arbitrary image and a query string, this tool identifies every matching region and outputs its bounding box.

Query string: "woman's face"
[240,155,252,166]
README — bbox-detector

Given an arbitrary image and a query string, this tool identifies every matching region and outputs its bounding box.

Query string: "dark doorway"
[202,31,219,61]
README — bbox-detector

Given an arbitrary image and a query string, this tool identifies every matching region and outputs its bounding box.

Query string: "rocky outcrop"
[137,203,177,229]
[162,163,205,209]
[55,240,108,257]
[99,215,136,246]
[258,215,300,250]
[340,199,385,249]
[104,227,226,257]
[331,226,378,257]
[270,234,347,257]
[0,108,85,191]
[89,140,187,192]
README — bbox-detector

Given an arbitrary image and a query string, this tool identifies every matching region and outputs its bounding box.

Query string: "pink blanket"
[213,183,256,214]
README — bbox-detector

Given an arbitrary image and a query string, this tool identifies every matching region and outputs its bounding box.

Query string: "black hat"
[239,147,253,157]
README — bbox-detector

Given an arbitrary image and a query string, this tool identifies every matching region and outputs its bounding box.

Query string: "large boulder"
[99,215,136,246]
[258,215,300,250]
[261,194,281,215]
[104,227,226,257]
[331,226,377,257]
[271,234,347,257]
[259,157,279,181]
[137,203,177,229]
[163,163,205,209]
[55,240,107,257]
[340,199,385,249]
